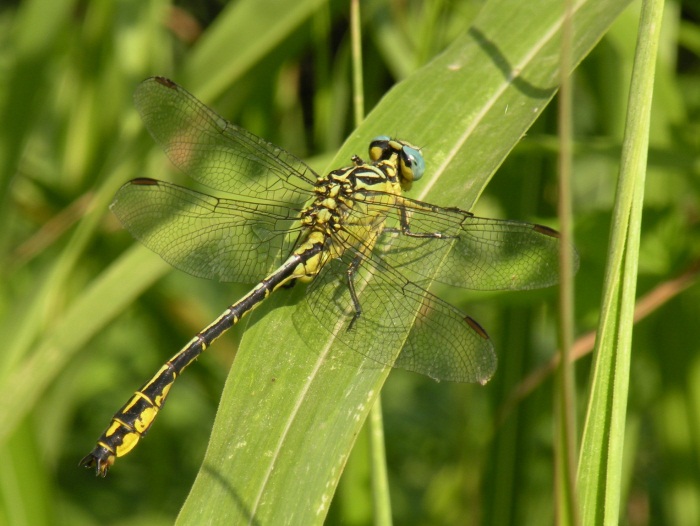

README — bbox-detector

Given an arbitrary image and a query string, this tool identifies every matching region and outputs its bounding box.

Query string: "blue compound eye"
[400,144,425,182]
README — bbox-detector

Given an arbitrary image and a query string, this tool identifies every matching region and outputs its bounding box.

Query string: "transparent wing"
[357,193,575,291]
[133,77,316,204]
[110,179,301,282]
[296,248,497,384]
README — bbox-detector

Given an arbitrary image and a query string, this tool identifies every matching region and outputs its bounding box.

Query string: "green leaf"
[577,0,663,523]
[177,0,632,523]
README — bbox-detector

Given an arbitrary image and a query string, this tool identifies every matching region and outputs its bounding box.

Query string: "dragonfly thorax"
[302,158,401,227]
[295,151,406,272]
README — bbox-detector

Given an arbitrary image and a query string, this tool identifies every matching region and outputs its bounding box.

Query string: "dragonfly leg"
[345,254,364,331]
[398,206,459,239]
[351,154,366,166]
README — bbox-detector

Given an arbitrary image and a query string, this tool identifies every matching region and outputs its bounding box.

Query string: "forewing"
[133,77,315,204]
[111,179,300,282]
[373,196,575,291]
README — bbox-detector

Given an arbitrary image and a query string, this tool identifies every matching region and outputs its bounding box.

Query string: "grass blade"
[577,0,664,523]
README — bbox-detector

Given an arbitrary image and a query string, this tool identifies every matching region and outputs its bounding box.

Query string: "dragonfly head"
[369,136,425,191]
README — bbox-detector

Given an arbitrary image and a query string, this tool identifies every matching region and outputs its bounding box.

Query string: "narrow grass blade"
[577,0,664,523]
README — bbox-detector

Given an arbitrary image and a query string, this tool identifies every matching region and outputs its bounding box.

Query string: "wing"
[365,194,576,291]
[110,178,302,283]
[133,77,315,205]
[295,246,497,384]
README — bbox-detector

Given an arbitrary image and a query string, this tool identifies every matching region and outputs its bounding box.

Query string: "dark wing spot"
[533,224,560,238]
[130,178,159,186]
[154,76,177,89]
[465,316,489,340]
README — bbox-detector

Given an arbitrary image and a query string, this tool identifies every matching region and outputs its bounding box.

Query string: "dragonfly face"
[81,76,577,476]
[368,136,425,190]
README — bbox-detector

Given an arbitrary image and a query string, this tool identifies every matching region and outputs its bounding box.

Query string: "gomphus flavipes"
[81,76,576,476]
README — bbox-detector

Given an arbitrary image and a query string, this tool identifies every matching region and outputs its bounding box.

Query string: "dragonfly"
[80,76,575,477]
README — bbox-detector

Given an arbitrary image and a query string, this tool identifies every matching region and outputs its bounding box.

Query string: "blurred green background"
[0,0,698,524]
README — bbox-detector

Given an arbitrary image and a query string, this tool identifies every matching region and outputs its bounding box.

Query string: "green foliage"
[0,0,698,524]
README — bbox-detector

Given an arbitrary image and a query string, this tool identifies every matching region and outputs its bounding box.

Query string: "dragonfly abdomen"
[80,242,324,476]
